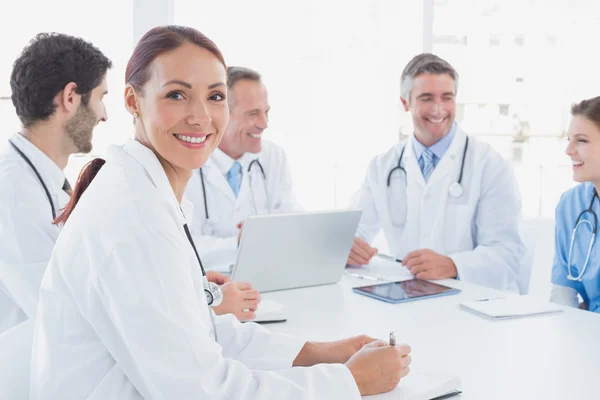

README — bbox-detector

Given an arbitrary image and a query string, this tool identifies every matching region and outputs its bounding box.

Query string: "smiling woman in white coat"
[347,53,525,293]
[30,26,411,399]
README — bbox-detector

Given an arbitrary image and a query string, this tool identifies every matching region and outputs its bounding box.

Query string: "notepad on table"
[459,296,563,320]
[248,299,286,323]
[363,369,461,400]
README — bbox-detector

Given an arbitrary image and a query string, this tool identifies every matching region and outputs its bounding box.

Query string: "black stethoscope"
[183,222,222,342]
[386,136,469,226]
[567,190,598,281]
[8,139,57,219]
[183,223,223,307]
[199,159,267,233]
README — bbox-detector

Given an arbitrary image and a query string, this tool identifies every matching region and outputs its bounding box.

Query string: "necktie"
[226,162,243,197]
[62,178,73,196]
[420,149,436,182]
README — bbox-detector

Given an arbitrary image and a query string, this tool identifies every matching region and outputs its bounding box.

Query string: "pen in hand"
[389,331,396,346]
[376,253,403,264]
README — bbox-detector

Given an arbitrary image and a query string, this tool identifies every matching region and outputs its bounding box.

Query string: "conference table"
[260,260,600,399]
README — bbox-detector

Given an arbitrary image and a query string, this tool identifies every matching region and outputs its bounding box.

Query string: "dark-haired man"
[0,33,111,334]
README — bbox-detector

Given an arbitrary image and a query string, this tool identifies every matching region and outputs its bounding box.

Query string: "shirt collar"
[211,147,258,176]
[116,139,194,224]
[411,122,457,160]
[9,133,66,194]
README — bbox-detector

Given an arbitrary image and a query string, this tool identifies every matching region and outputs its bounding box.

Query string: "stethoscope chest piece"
[448,182,463,198]
[205,281,223,307]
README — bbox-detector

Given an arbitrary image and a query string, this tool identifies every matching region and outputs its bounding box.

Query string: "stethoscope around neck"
[567,190,599,281]
[8,139,57,219]
[199,158,267,235]
[386,136,469,226]
[183,223,222,341]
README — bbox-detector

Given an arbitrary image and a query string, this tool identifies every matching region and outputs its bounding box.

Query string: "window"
[175,0,424,210]
[432,0,600,217]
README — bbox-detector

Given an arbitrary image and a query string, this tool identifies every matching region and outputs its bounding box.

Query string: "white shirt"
[185,140,300,267]
[0,133,69,335]
[351,127,524,292]
[31,140,360,400]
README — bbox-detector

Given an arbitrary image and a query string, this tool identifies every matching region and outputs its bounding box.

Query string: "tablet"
[352,279,461,304]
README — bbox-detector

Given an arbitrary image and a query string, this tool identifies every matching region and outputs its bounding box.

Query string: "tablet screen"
[354,279,457,301]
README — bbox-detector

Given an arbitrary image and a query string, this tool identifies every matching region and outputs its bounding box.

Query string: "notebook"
[248,299,286,323]
[363,369,461,400]
[459,296,564,320]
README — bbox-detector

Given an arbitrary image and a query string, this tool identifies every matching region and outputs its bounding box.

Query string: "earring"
[133,112,138,123]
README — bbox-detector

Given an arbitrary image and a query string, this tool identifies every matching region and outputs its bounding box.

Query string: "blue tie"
[227,162,242,197]
[419,149,436,182]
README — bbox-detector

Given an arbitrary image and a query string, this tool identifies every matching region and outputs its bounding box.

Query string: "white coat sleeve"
[270,150,302,212]
[448,158,524,292]
[0,181,55,318]
[92,229,361,400]
[550,285,580,309]
[351,158,382,244]
[214,312,306,370]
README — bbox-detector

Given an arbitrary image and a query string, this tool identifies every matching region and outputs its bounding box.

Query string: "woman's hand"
[206,271,230,285]
[212,282,261,321]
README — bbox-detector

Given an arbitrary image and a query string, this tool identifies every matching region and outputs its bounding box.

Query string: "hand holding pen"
[344,330,411,396]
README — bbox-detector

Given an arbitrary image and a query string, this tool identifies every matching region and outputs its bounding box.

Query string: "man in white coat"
[0,33,112,335]
[347,53,525,292]
[186,66,299,267]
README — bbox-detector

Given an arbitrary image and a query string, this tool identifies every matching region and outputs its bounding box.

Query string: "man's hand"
[206,271,230,285]
[212,282,261,321]
[402,249,457,280]
[347,237,378,266]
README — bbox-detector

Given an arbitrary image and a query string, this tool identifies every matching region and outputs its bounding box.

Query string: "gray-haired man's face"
[402,72,456,147]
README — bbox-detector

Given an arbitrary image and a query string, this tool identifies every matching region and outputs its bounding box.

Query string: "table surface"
[260,260,600,400]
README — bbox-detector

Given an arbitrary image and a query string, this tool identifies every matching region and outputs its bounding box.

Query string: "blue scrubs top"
[552,182,600,313]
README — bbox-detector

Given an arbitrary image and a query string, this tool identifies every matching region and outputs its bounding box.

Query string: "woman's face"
[565,115,600,184]
[129,42,228,172]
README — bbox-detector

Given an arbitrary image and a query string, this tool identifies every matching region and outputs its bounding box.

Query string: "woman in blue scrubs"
[551,96,600,312]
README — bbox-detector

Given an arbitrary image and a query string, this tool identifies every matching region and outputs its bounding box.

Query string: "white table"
[260,260,600,399]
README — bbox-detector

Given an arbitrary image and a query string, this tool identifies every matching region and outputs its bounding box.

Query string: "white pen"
[376,253,403,264]
[389,331,396,346]
[344,272,387,281]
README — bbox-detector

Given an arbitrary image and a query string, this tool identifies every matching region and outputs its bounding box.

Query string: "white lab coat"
[184,140,300,267]
[31,139,360,400]
[351,127,524,292]
[0,133,69,335]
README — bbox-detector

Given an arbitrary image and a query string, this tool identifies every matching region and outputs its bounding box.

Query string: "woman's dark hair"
[11,32,112,128]
[572,96,600,132]
[126,25,226,94]
[54,26,225,224]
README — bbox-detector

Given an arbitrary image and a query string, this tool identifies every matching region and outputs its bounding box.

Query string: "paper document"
[249,299,286,323]
[363,369,461,400]
[459,296,563,320]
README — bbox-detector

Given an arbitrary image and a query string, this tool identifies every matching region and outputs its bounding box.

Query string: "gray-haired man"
[347,53,525,293]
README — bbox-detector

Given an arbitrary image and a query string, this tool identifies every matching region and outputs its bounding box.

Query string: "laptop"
[230,209,362,292]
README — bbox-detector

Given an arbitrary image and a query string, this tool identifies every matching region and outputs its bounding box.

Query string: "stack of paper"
[363,369,461,400]
[249,299,286,323]
[459,296,563,320]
